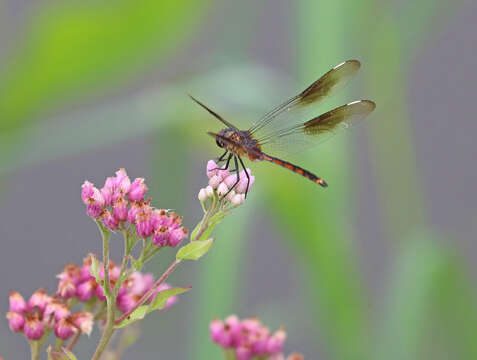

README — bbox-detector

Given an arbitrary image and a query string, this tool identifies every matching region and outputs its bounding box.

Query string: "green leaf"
[176,239,214,261]
[115,305,149,329]
[148,287,191,312]
[60,348,78,360]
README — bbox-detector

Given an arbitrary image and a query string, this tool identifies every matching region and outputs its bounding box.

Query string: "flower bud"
[128,178,147,202]
[112,197,128,222]
[136,206,154,238]
[57,278,76,299]
[101,177,115,206]
[101,209,118,231]
[169,227,188,247]
[267,328,287,354]
[24,316,44,340]
[206,160,219,178]
[217,182,229,196]
[76,279,96,302]
[9,291,27,313]
[6,311,25,332]
[208,175,222,189]
[71,311,94,336]
[54,318,76,340]
[114,168,131,195]
[28,289,50,312]
[152,226,169,247]
[205,185,214,197]
[231,194,245,206]
[44,300,71,322]
[198,188,207,202]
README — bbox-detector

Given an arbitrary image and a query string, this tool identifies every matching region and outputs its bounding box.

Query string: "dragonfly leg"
[216,150,228,163]
[237,156,250,198]
[213,153,232,171]
[222,156,240,198]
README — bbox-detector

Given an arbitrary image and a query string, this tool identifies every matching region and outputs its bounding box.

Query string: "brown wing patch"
[303,100,376,135]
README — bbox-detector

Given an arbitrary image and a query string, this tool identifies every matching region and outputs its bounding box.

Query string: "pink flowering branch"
[115,259,181,325]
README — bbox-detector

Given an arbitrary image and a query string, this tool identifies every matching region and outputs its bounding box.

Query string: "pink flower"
[169,227,188,247]
[71,311,94,335]
[44,300,71,322]
[128,178,147,202]
[28,289,50,312]
[209,315,288,359]
[6,312,25,332]
[82,181,105,218]
[100,177,115,206]
[57,278,76,299]
[101,209,119,231]
[266,329,287,354]
[9,291,27,313]
[114,168,131,195]
[76,279,97,302]
[127,202,142,224]
[206,160,219,178]
[136,205,154,238]
[54,318,76,340]
[116,293,139,313]
[24,316,44,340]
[112,197,128,222]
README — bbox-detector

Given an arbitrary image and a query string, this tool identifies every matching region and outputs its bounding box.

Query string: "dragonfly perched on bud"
[190,60,376,197]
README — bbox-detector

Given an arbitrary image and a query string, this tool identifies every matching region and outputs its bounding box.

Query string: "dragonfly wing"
[249,60,361,136]
[258,100,376,156]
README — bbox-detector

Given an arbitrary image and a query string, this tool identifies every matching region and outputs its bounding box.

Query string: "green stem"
[92,220,116,360]
[91,302,115,360]
[30,341,39,360]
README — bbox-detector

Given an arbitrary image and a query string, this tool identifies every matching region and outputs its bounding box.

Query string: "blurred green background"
[1,0,477,359]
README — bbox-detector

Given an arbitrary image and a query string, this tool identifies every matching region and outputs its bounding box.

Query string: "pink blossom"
[71,311,94,335]
[76,279,96,302]
[24,316,44,340]
[101,209,119,230]
[136,205,154,238]
[28,289,50,312]
[112,197,128,222]
[114,168,131,195]
[44,300,71,322]
[6,311,25,332]
[54,318,76,340]
[100,177,115,206]
[266,329,287,354]
[128,178,147,202]
[9,291,27,313]
[57,278,76,299]
[82,181,105,218]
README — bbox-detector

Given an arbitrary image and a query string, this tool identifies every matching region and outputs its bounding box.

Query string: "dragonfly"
[190,59,376,198]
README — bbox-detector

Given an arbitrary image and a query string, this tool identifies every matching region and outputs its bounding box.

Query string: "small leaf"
[176,238,214,261]
[61,348,78,360]
[148,287,191,312]
[199,212,227,240]
[190,221,202,242]
[115,305,148,328]
[131,257,143,271]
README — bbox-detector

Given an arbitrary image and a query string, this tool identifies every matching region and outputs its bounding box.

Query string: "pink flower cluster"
[210,315,289,360]
[198,161,255,206]
[81,169,188,247]
[6,289,93,341]
[56,254,178,314]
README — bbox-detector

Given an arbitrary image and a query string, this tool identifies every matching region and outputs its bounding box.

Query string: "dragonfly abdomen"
[261,154,328,187]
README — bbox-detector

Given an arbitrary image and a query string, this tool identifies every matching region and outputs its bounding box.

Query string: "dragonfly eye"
[216,139,224,148]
